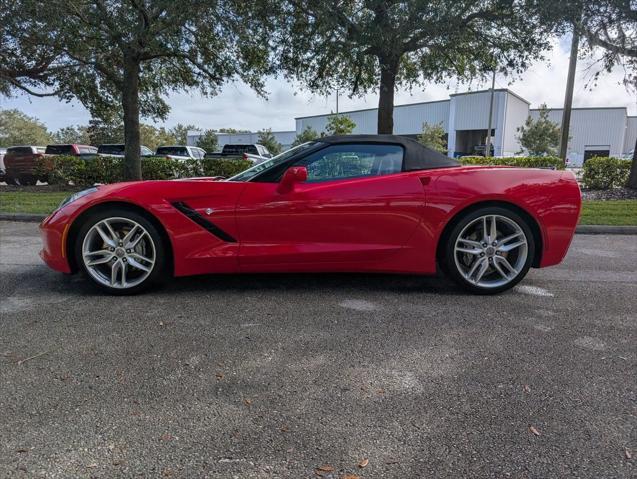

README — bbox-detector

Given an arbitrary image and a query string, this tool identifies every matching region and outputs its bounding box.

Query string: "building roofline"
[450,88,530,105]
[294,99,450,120]
[530,106,628,112]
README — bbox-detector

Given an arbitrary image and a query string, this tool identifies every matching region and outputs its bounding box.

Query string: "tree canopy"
[2,0,274,179]
[324,114,356,136]
[277,0,553,134]
[0,109,52,146]
[417,122,447,153]
[196,130,219,153]
[258,129,283,154]
[292,126,319,146]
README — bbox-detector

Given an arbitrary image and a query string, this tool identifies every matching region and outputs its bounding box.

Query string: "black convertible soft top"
[319,134,459,171]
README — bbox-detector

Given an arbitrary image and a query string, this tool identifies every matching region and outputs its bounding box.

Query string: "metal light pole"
[485,69,496,157]
[560,25,580,164]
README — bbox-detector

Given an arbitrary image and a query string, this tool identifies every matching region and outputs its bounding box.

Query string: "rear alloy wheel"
[443,207,535,294]
[76,209,166,294]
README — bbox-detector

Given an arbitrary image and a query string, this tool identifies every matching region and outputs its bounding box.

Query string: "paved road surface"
[1,221,635,478]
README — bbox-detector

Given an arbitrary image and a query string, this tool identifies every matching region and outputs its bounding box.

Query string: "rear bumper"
[39,211,72,274]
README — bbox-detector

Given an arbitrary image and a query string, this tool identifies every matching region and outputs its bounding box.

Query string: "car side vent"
[171,201,237,243]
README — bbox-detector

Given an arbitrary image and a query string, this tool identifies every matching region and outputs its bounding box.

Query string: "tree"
[278,1,552,134]
[53,125,91,144]
[196,130,219,153]
[516,105,561,156]
[139,125,177,151]
[292,126,319,146]
[170,123,197,145]
[0,109,51,146]
[580,1,637,188]
[324,114,356,136]
[257,128,282,154]
[3,0,273,179]
[85,119,124,146]
[417,122,447,153]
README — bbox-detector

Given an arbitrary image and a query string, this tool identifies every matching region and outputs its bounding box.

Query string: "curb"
[1,213,636,235]
[575,225,637,235]
[0,213,46,222]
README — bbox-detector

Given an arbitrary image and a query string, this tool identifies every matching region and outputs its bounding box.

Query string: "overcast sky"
[1,36,635,133]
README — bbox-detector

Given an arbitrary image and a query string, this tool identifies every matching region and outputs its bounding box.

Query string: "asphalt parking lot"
[0,221,635,478]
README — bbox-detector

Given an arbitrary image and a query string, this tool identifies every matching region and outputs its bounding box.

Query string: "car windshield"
[228,142,323,182]
[156,146,189,156]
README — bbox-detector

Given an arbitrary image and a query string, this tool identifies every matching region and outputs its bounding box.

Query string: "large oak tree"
[1,0,273,179]
[277,0,553,134]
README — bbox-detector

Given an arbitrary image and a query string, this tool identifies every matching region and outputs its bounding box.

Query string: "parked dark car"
[45,144,98,157]
[97,144,154,157]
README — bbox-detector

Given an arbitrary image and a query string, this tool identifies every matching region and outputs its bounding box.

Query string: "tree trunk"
[628,137,637,189]
[377,57,399,135]
[122,59,141,180]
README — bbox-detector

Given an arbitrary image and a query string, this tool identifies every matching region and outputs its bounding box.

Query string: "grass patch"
[1,191,636,226]
[579,199,637,226]
[0,191,70,214]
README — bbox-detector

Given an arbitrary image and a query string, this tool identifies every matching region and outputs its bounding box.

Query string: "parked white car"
[0,147,7,180]
[156,145,206,160]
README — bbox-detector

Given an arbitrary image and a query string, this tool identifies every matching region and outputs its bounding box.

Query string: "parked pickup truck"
[205,144,272,164]
[156,145,206,160]
[3,144,97,185]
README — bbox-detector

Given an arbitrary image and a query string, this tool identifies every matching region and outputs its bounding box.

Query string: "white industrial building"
[187,88,636,165]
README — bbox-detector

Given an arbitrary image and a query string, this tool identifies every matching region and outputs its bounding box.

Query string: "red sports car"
[39,135,581,294]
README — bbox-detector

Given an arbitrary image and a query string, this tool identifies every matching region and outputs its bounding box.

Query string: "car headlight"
[58,187,98,209]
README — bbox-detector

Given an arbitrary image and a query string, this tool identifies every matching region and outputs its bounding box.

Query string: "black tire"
[442,206,535,294]
[6,176,20,186]
[18,174,37,186]
[74,207,167,295]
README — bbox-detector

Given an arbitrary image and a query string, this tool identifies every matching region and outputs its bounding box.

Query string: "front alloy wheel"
[76,209,166,294]
[444,207,535,294]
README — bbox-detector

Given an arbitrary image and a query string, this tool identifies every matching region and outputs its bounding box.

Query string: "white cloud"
[1,36,635,134]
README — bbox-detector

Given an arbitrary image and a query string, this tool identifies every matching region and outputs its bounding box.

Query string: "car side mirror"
[277,166,307,194]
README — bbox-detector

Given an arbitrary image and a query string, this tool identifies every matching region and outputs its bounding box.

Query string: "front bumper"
[39,211,72,274]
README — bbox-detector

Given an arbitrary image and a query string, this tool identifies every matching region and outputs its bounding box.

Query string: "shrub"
[36,155,252,186]
[459,156,565,170]
[581,157,631,190]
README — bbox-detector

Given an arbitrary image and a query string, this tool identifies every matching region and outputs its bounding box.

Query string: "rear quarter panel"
[411,166,581,272]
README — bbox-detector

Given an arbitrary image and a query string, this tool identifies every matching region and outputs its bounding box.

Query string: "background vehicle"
[0,147,6,181]
[40,135,581,295]
[45,144,98,158]
[205,143,272,164]
[156,145,205,160]
[97,144,154,157]
[3,146,47,185]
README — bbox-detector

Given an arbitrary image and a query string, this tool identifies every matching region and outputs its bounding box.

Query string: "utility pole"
[336,88,339,114]
[485,69,496,158]
[560,24,580,164]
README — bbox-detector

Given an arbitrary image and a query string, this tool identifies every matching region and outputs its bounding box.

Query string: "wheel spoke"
[129,252,154,266]
[456,247,481,255]
[110,260,121,286]
[489,215,497,242]
[497,231,523,246]
[492,258,510,279]
[122,225,139,247]
[482,217,489,242]
[128,231,146,249]
[458,238,482,248]
[121,262,127,287]
[128,256,151,272]
[95,224,116,247]
[496,256,518,275]
[103,220,119,243]
[499,239,526,252]
[473,258,490,283]
[87,254,113,266]
[466,257,485,280]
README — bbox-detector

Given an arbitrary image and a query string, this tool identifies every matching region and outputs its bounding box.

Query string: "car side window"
[298,144,403,182]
